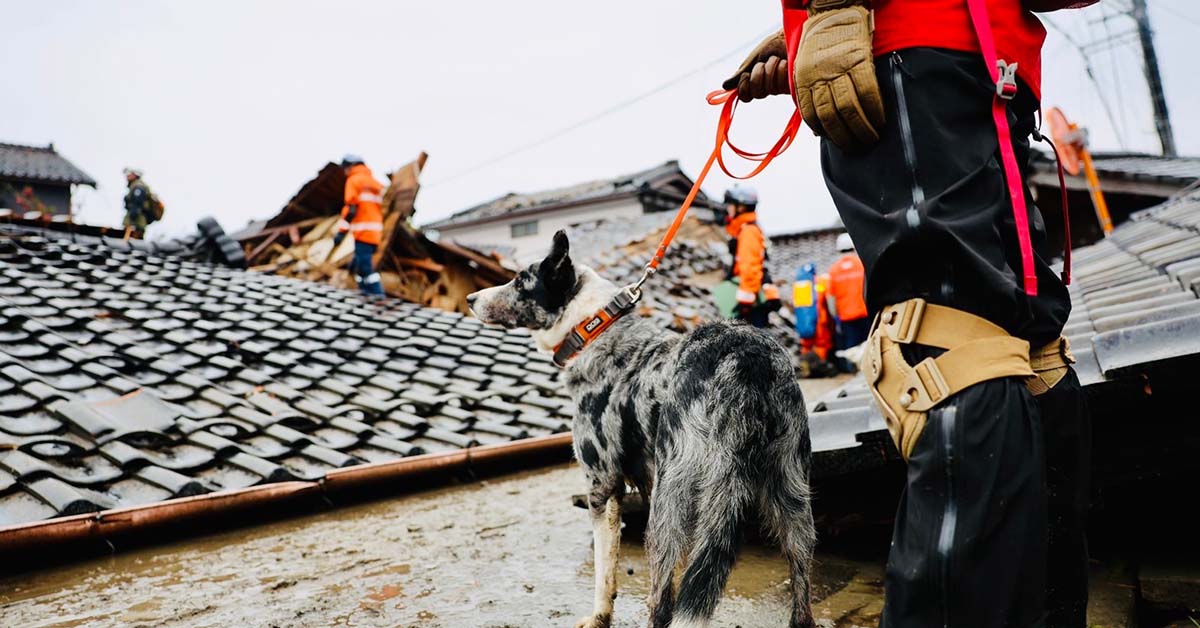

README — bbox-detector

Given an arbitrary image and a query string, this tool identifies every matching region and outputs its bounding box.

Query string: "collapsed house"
[231,154,512,314]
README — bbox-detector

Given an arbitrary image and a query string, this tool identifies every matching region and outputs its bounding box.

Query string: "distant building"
[424,160,723,262]
[0,142,96,216]
[1031,151,1200,250]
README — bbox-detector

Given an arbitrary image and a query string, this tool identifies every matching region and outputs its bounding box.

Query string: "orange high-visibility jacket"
[727,212,765,303]
[828,253,868,322]
[340,164,385,246]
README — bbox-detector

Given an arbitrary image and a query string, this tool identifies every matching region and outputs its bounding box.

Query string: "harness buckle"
[879,298,926,344]
[899,357,950,412]
[995,60,1018,100]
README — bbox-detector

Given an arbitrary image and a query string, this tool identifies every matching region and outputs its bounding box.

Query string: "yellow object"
[794,279,815,307]
[861,299,1034,460]
[793,5,885,151]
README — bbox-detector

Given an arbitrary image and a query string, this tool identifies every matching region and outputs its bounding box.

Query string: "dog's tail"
[672,458,751,625]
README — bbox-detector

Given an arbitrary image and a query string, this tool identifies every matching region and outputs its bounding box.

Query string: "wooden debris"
[234,152,512,313]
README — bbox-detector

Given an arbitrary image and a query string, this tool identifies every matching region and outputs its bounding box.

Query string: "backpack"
[147,193,165,223]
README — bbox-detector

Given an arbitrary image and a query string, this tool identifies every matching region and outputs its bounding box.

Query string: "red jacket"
[782,0,1047,98]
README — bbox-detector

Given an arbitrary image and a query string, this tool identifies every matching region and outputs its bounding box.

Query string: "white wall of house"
[434,197,643,263]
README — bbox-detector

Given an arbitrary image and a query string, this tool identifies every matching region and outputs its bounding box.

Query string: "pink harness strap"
[966,0,1039,296]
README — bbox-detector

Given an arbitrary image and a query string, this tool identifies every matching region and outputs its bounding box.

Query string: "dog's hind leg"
[761,468,817,628]
[670,468,751,628]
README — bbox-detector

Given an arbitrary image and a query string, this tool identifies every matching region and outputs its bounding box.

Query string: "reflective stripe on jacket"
[726,212,765,303]
[342,164,385,245]
[828,253,868,322]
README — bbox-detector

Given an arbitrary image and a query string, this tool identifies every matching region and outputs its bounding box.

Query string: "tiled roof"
[805,189,1200,471]
[768,227,845,280]
[1088,152,1200,185]
[0,228,571,528]
[0,143,96,187]
[425,161,718,230]
[1033,150,1200,186]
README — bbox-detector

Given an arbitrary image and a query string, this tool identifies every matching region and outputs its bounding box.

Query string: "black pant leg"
[1039,369,1091,628]
[882,375,1048,628]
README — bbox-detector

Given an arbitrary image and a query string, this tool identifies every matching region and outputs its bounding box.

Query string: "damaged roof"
[425,160,720,230]
[806,189,1200,472]
[0,227,571,528]
[0,143,96,188]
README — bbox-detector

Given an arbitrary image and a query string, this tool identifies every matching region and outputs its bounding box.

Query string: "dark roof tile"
[0,142,96,186]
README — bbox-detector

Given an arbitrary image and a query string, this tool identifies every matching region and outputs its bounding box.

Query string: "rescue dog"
[467,231,815,628]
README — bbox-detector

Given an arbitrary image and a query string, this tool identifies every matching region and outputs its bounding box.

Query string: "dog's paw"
[574,613,612,628]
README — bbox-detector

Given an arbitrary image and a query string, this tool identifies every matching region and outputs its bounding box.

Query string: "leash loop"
[631,88,800,294]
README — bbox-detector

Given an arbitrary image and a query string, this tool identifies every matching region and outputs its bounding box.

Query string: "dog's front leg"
[577,494,622,628]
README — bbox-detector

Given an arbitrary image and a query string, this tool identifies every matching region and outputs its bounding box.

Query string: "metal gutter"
[0,432,573,557]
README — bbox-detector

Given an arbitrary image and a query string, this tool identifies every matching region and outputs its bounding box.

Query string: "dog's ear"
[542,230,575,303]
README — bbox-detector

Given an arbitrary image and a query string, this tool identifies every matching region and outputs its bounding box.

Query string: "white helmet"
[836,232,855,252]
[723,185,759,208]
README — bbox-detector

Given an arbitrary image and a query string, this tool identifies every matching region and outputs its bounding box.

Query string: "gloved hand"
[763,284,783,313]
[793,0,886,151]
[332,232,346,247]
[722,31,790,103]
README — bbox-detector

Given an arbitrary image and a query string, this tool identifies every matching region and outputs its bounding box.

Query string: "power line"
[1100,2,1130,149]
[424,27,778,188]
[1156,1,1200,29]
[1043,14,1128,147]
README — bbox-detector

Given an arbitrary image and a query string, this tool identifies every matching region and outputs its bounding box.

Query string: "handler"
[723,1,1093,626]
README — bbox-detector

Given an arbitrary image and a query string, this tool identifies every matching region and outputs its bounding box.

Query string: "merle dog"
[467,231,815,628]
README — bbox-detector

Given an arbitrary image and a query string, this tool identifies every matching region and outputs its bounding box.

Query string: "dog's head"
[468,229,578,330]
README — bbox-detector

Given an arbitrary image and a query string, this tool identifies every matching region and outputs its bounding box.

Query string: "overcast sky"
[4,0,1198,240]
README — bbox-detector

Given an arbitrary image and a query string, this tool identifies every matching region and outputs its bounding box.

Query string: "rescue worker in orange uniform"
[723,1,1095,626]
[725,185,781,327]
[827,233,869,372]
[334,154,386,296]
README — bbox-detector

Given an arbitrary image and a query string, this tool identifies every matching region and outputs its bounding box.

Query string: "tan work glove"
[722,31,790,103]
[794,1,886,151]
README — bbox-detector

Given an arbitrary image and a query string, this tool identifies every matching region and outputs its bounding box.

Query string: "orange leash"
[633,88,801,294]
[554,88,801,367]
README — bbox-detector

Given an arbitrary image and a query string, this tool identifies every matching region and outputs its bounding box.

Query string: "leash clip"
[627,265,656,303]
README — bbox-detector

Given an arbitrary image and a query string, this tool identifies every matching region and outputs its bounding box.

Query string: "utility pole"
[1130,0,1177,156]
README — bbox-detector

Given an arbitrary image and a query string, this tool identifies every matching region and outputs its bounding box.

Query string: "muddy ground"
[0,461,887,628]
